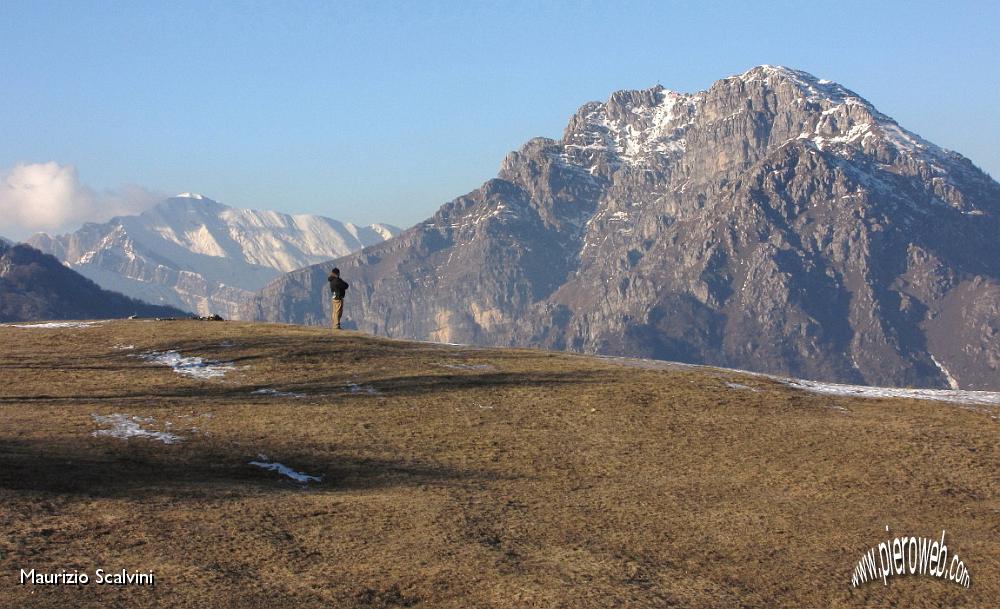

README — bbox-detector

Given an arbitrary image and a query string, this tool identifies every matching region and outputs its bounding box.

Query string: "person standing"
[327,267,349,330]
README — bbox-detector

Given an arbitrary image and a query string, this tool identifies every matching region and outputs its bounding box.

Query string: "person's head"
[331,267,340,276]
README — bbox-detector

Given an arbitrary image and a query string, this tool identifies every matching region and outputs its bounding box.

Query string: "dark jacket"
[328,274,349,300]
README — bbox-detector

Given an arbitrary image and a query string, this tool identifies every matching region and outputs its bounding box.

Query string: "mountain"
[0,242,186,322]
[27,193,399,318]
[244,65,1000,390]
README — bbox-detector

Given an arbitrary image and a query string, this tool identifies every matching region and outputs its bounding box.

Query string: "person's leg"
[333,298,343,329]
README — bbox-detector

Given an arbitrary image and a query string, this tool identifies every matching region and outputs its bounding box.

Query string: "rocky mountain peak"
[556,84,697,171]
[541,65,994,214]
[725,66,967,169]
[247,67,1000,390]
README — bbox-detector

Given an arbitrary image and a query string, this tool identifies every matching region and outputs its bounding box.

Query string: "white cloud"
[0,162,161,239]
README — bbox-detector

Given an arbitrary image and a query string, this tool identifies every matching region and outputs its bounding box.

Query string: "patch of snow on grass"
[252,388,306,398]
[783,378,1000,407]
[346,383,381,395]
[249,459,322,483]
[594,353,999,411]
[91,413,182,444]
[138,350,235,379]
[11,321,104,329]
[725,382,754,391]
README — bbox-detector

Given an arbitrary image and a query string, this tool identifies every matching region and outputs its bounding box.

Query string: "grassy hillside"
[0,320,996,608]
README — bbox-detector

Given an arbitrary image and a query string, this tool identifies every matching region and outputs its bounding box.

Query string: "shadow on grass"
[0,438,501,498]
[0,333,417,373]
[0,330,598,403]
[149,333,540,368]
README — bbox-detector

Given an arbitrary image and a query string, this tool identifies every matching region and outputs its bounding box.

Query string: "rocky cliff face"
[28,194,399,317]
[244,66,1000,389]
[0,242,186,322]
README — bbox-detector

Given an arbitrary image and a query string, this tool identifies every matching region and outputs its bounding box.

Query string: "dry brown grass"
[0,320,997,608]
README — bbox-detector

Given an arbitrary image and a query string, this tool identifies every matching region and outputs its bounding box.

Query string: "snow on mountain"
[138,195,396,273]
[26,195,399,318]
[559,65,966,176]
[247,65,1000,390]
[0,241,186,322]
[561,85,698,167]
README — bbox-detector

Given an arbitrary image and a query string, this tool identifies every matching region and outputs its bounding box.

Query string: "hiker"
[327,267,349,330]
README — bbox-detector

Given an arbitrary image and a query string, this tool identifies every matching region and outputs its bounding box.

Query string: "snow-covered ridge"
[150,195,401,271]
[737,65,867,107]
[557,65,959,173]
[563,85,697,166]
[740,65,957,166]
[368,223,398,241]
[27,195,401,316]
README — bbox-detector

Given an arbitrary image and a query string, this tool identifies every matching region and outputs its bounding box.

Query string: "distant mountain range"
[27,194,399,317]
[244,65,1000,390]
[0,241,186,322]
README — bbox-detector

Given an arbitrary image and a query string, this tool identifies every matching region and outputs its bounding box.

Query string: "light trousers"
[331,297,343,329]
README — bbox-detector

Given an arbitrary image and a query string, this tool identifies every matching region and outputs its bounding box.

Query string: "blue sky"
[1,0,997,236]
